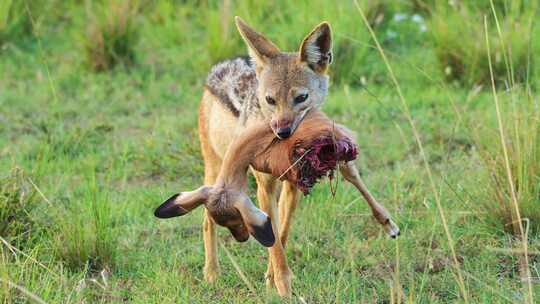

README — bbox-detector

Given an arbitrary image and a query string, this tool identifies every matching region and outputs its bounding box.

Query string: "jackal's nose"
[277,127,291,139]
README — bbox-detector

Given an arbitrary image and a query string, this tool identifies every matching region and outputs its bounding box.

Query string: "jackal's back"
[205,57,261,119]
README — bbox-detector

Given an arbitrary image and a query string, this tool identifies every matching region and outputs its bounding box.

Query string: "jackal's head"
[235,17,332,139]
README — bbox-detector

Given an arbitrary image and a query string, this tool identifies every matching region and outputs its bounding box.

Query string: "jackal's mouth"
[271,108,312,140]
[270,122,293,140]
[270,125,284,139]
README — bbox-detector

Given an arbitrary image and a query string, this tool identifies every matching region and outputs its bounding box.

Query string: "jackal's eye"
[294,93,309,104]
[266,96,276,106]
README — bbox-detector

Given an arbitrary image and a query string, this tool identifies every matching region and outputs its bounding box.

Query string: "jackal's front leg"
[253,171,292,297]
[203,209,219,283]
[265,181,299,289]
[340,162,400,237]
[200,136,222,283]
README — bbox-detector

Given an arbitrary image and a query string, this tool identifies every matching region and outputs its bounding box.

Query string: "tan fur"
[198,92,221,282]
[194,17,399,297]
[198,110,355,295]
[218,110,353,187]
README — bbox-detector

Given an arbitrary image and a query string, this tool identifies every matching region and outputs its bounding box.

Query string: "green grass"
[0,168,37,246]
[84,0,139,72]
[1,1,539,303]
[428,0,538,86]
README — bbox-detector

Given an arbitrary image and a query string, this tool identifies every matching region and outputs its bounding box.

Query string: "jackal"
[196,17,399,297]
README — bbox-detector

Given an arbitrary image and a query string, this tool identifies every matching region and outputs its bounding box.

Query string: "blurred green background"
[1,0,539,303]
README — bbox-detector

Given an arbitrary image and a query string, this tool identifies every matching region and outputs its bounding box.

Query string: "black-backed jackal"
[196,17,399,297]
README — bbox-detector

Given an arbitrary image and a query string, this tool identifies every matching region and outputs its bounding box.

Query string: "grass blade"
[484,15,533,304]
[353,1,469,301]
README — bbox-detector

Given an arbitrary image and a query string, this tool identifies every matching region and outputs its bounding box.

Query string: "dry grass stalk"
[484,11,534,303]
[354,0,469,301]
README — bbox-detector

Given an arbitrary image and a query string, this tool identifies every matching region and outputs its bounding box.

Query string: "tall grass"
[484,4,538,300]
[52,171,117,271]
[7,0,396,80]
[354,1,469,302]
[429,0,538,86]
[416,0,526,15]
[478,90,540,235]
[0,0,32,44]
[84,0,139,71]
[194,0,399,84]
[205,0,242,62]
[0,168,36,246]
[0,0,67,45]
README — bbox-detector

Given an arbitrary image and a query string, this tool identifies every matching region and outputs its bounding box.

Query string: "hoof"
[385,219,400,238]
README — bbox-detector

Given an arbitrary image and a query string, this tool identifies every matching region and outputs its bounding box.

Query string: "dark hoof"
[250,218,275,247]
[154,193,189,218]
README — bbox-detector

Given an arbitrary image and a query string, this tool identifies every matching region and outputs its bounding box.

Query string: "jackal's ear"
[234,194,275,247]
[154,186,212,218]
[235,16,281,66]
[299,22,332,74]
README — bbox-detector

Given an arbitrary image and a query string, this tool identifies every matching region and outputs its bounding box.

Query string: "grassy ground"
[1,1,539,303]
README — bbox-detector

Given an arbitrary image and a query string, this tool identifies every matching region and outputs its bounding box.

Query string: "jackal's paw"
[274,270,292,298]
[204,266,220,283]
[384,219,400,238]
